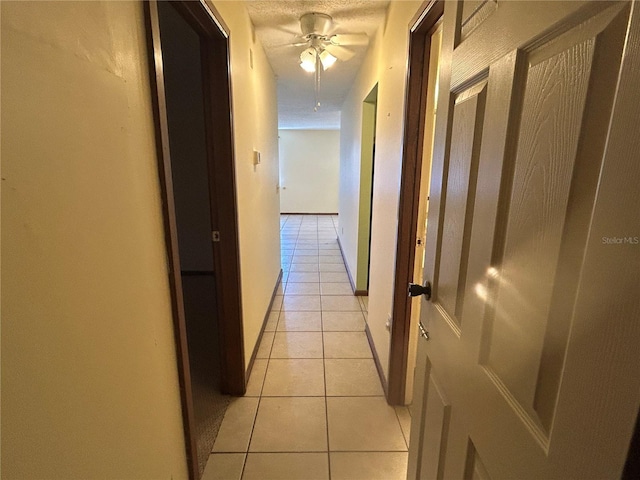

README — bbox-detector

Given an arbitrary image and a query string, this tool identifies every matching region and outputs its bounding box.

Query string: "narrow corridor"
[203,215,411,479]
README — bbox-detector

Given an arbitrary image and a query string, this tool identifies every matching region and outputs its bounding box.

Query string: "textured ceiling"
[244,1,390,130]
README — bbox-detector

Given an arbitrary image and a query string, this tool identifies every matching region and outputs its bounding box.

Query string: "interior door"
[408,1,640,478]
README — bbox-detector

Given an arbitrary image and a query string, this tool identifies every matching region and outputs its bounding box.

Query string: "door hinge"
[212,231,220,242]
[418,321,430,341]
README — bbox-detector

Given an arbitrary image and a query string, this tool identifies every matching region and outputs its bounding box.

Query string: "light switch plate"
[253,150,261,165]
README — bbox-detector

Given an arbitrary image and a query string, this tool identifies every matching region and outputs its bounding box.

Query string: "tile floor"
[202,215,411,480]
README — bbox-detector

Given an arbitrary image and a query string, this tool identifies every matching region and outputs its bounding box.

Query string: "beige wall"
[338,26,382,284]
[1,2,188,478]
[279,129,340,214]
[210,1,281,368]
[1,0,281,476]
[339,1,423,383]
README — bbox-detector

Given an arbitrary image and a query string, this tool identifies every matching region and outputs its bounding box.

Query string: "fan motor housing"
[300,13,333,36]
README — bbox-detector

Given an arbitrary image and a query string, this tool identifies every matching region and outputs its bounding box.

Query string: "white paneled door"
[408,1,640,478]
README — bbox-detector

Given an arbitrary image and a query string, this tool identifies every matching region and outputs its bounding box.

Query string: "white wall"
[279,129,340,213]
[1,2,188,477]
[211,1,281,368]
[339,1,423,383]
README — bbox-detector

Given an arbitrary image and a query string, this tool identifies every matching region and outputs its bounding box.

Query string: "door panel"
[437,82,486,328]
[484,32,604,430]
[451,1,592,90]
[463,440,492,480]
[409,1,640,478]
[419,374,451,480]
[460,0,497,41]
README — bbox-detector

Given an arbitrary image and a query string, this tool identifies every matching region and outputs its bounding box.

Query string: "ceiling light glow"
[299,48,316,72]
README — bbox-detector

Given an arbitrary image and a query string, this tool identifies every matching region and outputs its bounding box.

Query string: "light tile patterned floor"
[203,215,410,480]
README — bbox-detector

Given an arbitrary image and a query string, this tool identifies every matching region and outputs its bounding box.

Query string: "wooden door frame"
[387,0,444,405]
[145,1,244,477]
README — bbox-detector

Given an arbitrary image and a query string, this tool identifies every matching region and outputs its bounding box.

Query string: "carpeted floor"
[191,367,230,476]
[182,274,230,477]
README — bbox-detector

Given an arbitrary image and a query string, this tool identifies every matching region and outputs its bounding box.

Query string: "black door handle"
[408,281,431,300]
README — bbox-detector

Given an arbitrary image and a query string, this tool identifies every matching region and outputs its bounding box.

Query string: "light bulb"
[299,47,316,72]
[319,50,337,70]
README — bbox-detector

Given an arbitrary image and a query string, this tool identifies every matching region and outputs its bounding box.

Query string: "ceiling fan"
[291,13,369,71]
[288,13,369,111]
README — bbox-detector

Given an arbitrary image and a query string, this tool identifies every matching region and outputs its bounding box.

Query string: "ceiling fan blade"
[270,36,308,49]
[271,43,303,49]
[324,44,356,62]
[330,33,368,46]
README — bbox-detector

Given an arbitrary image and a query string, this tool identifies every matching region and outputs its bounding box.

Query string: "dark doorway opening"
[146,1,245,477]
[157,2,227,475]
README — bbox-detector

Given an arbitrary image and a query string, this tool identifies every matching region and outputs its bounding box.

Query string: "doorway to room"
[387,0,444,405]
[146,1,244,477]
[355,85,378,294]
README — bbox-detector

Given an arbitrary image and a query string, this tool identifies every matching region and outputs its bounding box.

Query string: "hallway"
[203,215,411,479]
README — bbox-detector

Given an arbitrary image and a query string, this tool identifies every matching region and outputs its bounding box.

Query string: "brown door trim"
[180,0,246,396]
[387,0,444,405]
[145,1,244,477]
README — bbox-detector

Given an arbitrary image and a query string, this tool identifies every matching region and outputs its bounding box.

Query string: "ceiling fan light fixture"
[319,50,337,70]
[299,47,316,72]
